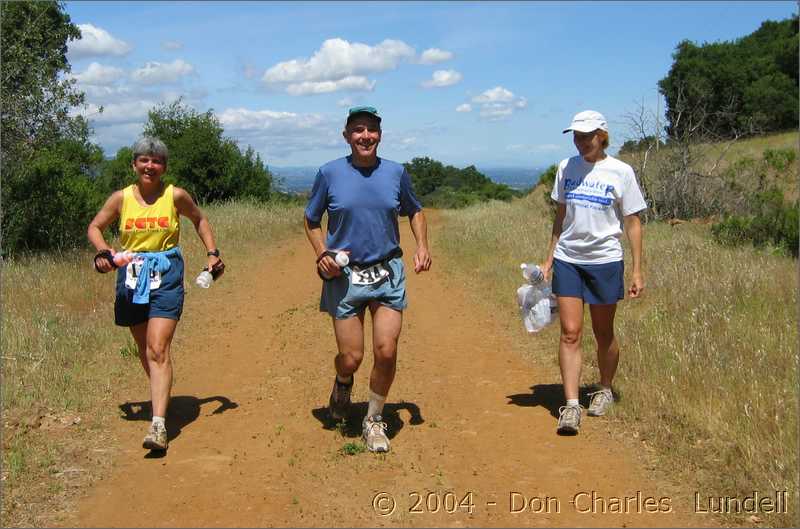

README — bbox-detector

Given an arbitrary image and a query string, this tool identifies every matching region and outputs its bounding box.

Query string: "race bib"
[350,263,390,286]
[124,257,162,290]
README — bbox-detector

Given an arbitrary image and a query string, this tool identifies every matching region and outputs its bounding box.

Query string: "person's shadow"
[119,395,238,457]
[311,401,424,440]
[506,383,621,419]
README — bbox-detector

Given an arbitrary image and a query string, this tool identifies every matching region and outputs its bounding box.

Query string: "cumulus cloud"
[131,59,195,85]
[263,38,415,95]
[79,100,157,125]
[421,69,462,88]
[469,86,527,120]
[456,103,472,113]
[68,24,131,59]
[71,62,125,85]
[161,40,184,51]
[285,76,375,96]
[419,48,453,64]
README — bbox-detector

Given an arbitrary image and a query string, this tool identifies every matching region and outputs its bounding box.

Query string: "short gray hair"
[132,136,168,163]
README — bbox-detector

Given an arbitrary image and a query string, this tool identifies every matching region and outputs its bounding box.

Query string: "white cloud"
[286,76,375,96]
[78,100,156,125]
[161,40,184,51]
[421,69,462,88]
[131,59,195,85]
[456,103,472,113]
[71,62,125,85]
[469,86,527,120]
[337,97,354,107]
[263,38,415,95]
[419,48,454,64]
[68,24,131,59]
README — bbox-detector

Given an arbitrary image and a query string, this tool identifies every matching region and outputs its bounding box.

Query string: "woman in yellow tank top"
[87,137,224,452]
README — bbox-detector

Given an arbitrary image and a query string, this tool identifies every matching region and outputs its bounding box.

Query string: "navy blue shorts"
[552,258,624,305]
[114,253,185,326]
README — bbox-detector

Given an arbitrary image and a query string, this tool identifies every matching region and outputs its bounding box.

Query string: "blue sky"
[64,1,797,168]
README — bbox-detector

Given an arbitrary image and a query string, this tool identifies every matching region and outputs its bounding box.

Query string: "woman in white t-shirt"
[540,110,646,435]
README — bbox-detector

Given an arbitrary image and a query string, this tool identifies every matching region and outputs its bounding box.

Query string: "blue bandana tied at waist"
[131,247,182,304]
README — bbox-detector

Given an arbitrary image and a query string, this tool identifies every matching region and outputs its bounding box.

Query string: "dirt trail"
[71,211,708,527]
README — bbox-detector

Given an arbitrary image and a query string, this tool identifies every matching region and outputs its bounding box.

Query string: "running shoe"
[328,377,353,421]
[362,414,390,453]
[143,422,168,450]
[587,388,614,416]
[556,404,582,435]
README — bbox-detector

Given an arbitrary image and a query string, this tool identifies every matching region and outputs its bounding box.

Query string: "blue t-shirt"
[304,156,423,264]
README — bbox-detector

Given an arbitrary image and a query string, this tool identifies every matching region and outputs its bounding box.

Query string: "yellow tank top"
[119,184,180,252]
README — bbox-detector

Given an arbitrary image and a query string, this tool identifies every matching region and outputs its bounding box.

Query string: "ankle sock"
[152,416,165,427]
[367,390,386,419]
[566,399,580,408]
[336,374,353,386]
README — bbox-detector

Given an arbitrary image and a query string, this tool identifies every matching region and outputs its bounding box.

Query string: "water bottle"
[113,250,136,267]
[195,269,213,289]
[520,263,544,284]
[334,251,349,267]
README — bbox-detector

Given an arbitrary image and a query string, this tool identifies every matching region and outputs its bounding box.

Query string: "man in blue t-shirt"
[304,106,432,453]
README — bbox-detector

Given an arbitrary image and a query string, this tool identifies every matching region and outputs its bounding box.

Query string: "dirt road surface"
[69,212,709,527]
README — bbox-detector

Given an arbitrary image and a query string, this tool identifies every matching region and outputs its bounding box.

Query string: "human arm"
[408,210,431,273]
[623,212,644,298]
[87,191,123,273]
[540,202,565,281]
[304,215,341,278]
[173,187,221,271]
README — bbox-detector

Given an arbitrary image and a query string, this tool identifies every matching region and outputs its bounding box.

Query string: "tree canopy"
[403,157,518,208]
[658,15,798,139]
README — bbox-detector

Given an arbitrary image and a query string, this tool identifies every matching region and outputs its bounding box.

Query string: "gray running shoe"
[328,377,353,421]
[587,388,614,416]
[362,414,390,453]
[557,405,582,435]
[143,422,168,450]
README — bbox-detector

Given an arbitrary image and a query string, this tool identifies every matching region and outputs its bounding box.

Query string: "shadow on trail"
[506,383,620,418]
[118,395,238,455]
[311,401,424,439]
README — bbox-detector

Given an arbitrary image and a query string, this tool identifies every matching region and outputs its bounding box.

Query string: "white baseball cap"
[563,110,608,133]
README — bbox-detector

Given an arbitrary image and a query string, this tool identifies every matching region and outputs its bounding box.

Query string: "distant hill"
[271,164,546,193]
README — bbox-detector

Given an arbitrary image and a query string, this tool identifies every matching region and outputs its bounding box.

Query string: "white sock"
[336,374,353,385]
[599,385,612,394]
[566,399,580,408]
[367,390,387,419]
[152,416,165,427]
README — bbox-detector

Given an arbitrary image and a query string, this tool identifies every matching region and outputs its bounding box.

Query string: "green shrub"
[763,147,797,172]
[712,187,799,257]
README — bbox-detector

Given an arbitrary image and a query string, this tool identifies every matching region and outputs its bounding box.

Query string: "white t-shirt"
[551,155,646,264]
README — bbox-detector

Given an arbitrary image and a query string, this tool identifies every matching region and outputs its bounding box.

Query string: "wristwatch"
[207,249,220,257]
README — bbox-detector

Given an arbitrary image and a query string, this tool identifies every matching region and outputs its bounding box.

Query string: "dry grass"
[1,200,304,527]
[435,188,798,528]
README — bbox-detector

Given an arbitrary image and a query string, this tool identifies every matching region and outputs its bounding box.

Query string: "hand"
[317,251,342,279]
[93,249,116,273]
[413,246,431,274]
[539,260,553,282]
[628,271,645,298]
[208,256,225,279]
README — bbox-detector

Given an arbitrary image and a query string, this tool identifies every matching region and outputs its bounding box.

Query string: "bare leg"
[367,303,402,396]
[145,318,178,418]
[129,322,149,377]
[332,312,366,377]
[557,296,584,401]
[589,303,619,388]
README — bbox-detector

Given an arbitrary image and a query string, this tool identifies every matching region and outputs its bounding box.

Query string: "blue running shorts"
[114,252,185,326]
[320,256,407,319]
[552,258,624,305]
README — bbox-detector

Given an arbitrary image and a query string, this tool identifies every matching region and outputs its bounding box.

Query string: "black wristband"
[316,250,334,264]
[207,249,220,257]
[93,249,116,272]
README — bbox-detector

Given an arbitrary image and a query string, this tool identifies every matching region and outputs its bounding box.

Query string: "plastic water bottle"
[521,263,544,284]
[113,250,136,267]
[334,251,349,267]
[195,270,213,289]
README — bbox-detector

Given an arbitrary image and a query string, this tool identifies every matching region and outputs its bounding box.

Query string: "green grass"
[436,189,798,528]
[0,200,304,527]
[340,441,366,456]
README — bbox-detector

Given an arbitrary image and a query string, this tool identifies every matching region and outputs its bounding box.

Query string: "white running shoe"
[362,414,390,453]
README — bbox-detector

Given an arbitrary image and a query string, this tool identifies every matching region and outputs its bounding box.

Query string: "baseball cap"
[346,105,381,125]
[563,110,607,133]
